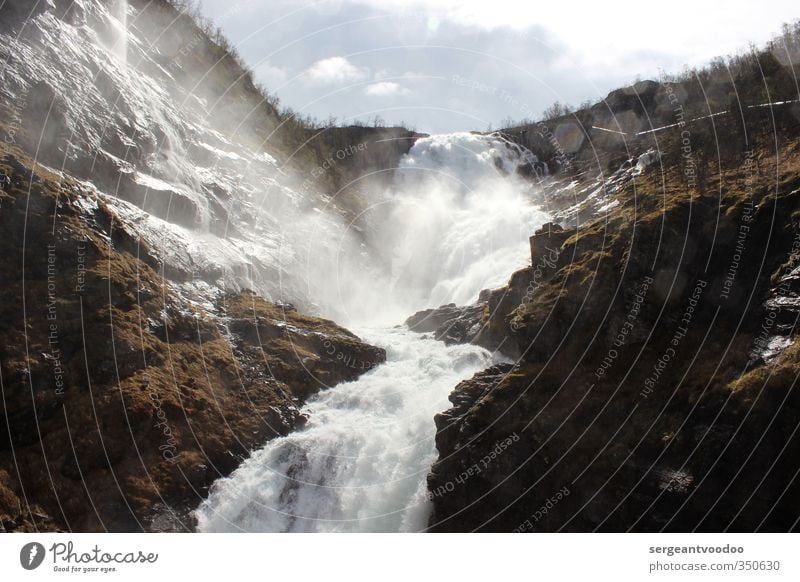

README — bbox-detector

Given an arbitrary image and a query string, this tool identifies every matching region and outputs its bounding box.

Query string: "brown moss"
[431,137,800,532]
[0,145,384,532]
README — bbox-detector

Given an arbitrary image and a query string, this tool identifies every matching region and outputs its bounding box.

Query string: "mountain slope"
[0,0,408,532]
[0,145,386,531]
[427,96,800,531]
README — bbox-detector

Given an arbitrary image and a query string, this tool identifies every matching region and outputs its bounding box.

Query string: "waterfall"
[195,328,500,532]
[0,6,549,533]
[194,133,547,532]
[300,132,550,326]
[109,0,128,64]
[385,132,549,308]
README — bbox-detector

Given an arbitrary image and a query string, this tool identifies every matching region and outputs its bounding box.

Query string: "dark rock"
[427,152,800,532]
[529,222,573,266]
[405,302,485,345]
[0,151,385,532]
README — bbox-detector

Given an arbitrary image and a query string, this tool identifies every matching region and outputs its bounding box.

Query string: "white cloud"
[253,61,288,88]
[348,0,799,69]
[197,0,800,132]
[365,81,411,97]
[303,56,368,84]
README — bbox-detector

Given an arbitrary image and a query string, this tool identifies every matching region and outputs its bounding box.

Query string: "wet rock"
[428,149,800,532]
[405,302,485,345]
[0,151,385,531]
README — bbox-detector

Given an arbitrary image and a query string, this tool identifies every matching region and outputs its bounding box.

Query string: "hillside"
[425,51,800,530]
[0,0,405,532]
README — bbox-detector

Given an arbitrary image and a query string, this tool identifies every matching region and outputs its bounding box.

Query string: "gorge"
[194,132,546,532]
[1,0,799,534]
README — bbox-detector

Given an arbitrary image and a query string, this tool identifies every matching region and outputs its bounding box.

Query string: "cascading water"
[304,132,550,325]
[195,328,498,532]
[2,7,549,523]
[384,132,549,309]
[108,0,128,64]
[0,2,551,533]
[194,133,549,532]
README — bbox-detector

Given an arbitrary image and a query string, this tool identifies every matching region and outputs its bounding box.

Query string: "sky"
[195,0,799,133]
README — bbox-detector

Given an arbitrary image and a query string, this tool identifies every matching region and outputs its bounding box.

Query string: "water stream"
[194,133,548,532]
[195,327,500,532]
[109,0,128,64]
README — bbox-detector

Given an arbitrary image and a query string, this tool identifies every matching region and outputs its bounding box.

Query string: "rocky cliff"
[0,146,385,531]
[427,132,800,531]
[0,0,408,532]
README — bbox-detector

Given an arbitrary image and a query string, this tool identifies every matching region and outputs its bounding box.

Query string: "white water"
[195,133,547,532]
[323,132,550,325]
[108,0,128,64]
[384,133,548,309]
[195,327,502,532]
[1,5,547,533]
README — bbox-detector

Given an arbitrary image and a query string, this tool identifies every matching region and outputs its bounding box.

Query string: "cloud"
[197,0,800,132]
[253,61,288,88]
[337,0,800,68]
[303,56,368,84]
[365,81,411,97]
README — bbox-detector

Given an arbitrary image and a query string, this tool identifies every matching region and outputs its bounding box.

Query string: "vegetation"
[500,21,800,177]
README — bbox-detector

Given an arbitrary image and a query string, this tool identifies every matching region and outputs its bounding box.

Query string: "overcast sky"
[195,0,799,133]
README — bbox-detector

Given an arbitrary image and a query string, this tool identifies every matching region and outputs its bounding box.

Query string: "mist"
[311,132,549,326]
[1,0,553,332]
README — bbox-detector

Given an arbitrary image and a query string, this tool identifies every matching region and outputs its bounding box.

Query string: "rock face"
[405,302,485,345]
[0,0,417,313]
[428,142,800,532]
[0,149,384,532]
[0,0,417,533]
[529,222,573,266]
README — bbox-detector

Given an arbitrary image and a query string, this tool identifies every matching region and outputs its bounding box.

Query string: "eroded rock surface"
[0,150,384,532]
[428,143,800,532]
